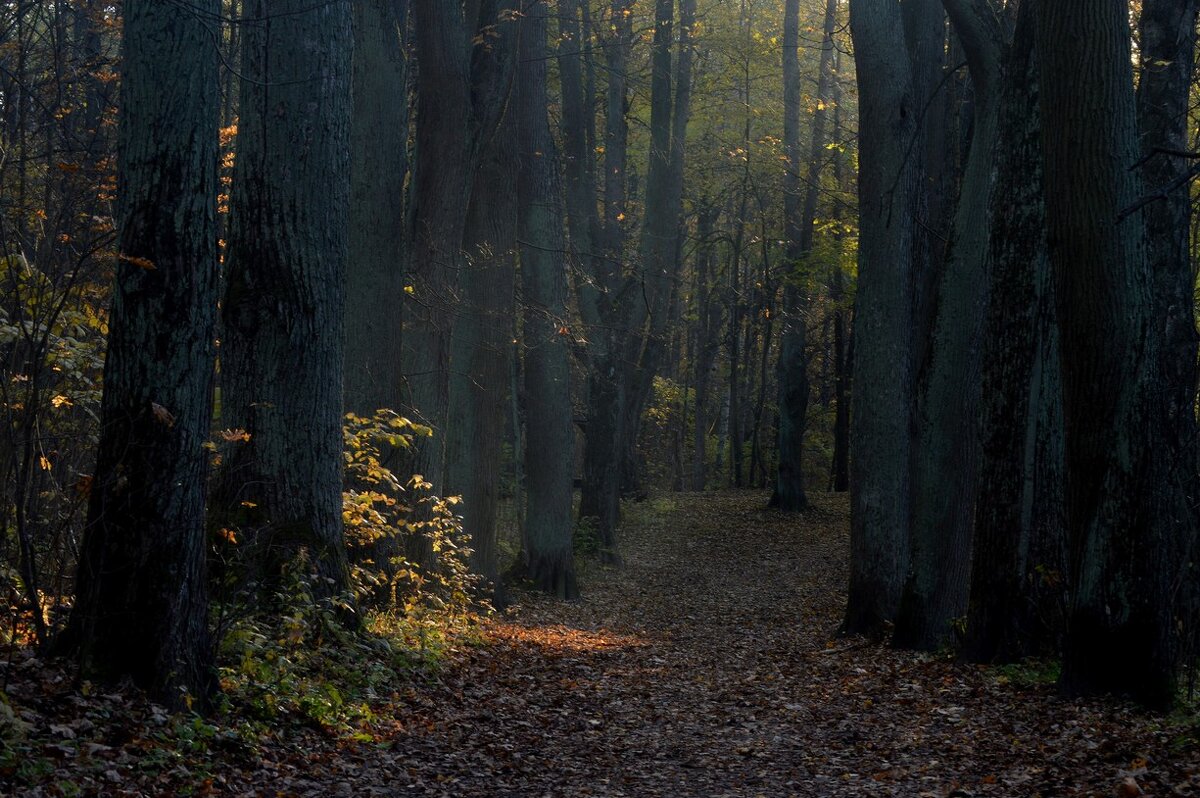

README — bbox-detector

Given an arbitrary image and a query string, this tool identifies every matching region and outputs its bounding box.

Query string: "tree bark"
[517,0,579,598]
[219,0,353,602]
[963,0,1067,664]
[771,0,838,511]
[66,0,219,708]
[1038,0,1198,708]
[1137,0,1199,481]
[403,0,477,498]
[346,0,409,416]
[894,0,1003,651]
[445,2,520,607]
[843,0,919,636]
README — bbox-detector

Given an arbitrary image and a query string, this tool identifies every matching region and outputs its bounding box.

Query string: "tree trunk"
[843,0,919,636]
[1038,0,1198,709]
[894,0,1003,651]
[66,0,219,708]
[577,0,633,556]
[771,0,837,511]
[219,0,353,602]
[963,0,1059,663]
[692,206,721,491]
[446,4,519,607]
[346,0,409,416]
[518,0,579,598]
[1137,0,1199,489]
[403,1,477,498]
[829,55,851,495]
[619,0,695,500]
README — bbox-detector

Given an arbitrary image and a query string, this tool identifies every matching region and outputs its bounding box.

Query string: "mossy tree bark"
[963,0,1067,664]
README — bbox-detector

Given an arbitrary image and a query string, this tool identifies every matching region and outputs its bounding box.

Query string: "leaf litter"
[3,491,1198,796]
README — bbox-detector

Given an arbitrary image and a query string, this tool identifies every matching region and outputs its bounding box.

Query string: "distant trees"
[771,0,838,512]
[64,0,220,707]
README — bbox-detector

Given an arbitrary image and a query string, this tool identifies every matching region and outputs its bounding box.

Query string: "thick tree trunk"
[517,0,579,598]
[1038,0,1198,709]
[66,0,218,708]
[446,5,519,606]
[843,0,919,636]
[894,0,1003,651]
[963,0,1067,663]
[771,0,837,511]
[346,0,409,416]
[1137,0,1200,682]
[403,1,477,497]
[219,0,352,602]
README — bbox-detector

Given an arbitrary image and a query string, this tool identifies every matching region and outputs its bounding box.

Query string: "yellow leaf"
[119,253,156,270]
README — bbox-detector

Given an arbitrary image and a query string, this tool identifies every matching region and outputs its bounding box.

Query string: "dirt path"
[9,491,1194,796]
[298,491,1195,798]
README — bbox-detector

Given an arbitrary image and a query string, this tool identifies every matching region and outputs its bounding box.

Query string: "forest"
[1,0,1199,795]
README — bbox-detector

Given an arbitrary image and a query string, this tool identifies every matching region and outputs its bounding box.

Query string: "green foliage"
[991,658,1063,690]
[211,410,488,735]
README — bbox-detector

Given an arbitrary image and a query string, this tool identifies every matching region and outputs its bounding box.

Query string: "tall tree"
[843,0,919,636]
[446,0,521,604]
[770,0,839,511]
[64,0,219,707]
[219,0,353,600]
[964,0,1066,664]
[517,0,579,598]
[894,0,1003,650]
[1037,0,1198,708]
[1137,0,1199,473]
[621,0,696,498]
[346,0,410,416]
[403,0,479,499]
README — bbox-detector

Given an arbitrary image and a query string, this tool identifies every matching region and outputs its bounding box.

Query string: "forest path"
[312,491,1196,798]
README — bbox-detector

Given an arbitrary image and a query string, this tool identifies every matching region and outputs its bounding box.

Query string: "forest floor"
[4,491,1200,797]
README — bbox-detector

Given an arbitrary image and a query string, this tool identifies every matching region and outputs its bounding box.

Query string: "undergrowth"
[0,411,492,795]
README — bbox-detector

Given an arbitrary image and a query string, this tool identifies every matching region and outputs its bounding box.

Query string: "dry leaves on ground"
[3,491,1198,797]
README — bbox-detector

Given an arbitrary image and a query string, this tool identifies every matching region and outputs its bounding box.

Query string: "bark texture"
[220,0,353,600]
[346,0,409,416]
[894,0,1003,651]
[843,0,919,636]
[1038,0,1197,708]
[964,0,1066,663]
[517,0,579,598]
[66,0,219,707]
